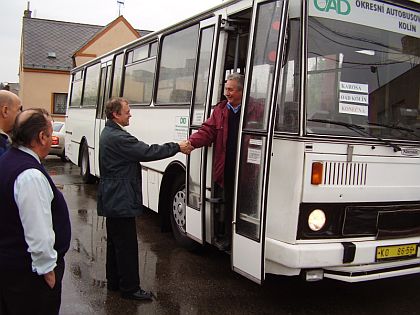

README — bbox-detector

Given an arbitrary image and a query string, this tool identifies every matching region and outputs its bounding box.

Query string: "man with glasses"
[0,90,23,157]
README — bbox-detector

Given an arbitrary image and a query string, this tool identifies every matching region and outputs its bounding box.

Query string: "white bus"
[65,0,420,284]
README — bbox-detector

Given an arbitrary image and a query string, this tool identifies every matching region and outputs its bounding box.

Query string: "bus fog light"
[305,269,324,281]
[308,209,326,231]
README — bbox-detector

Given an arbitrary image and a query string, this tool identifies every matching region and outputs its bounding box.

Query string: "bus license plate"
[376,244,418,261]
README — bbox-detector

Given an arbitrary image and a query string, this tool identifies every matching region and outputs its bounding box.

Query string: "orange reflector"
[311,162,323,185]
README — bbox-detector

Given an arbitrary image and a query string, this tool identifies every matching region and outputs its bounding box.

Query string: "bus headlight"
[308,209,326,231]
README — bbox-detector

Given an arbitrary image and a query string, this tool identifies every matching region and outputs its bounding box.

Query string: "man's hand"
[43,270,56,289]
[178,140,194,155]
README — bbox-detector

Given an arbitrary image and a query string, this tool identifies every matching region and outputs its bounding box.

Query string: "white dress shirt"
[13,146,57,275]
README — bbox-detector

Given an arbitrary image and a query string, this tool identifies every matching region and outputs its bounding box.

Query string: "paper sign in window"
[247,148,262,165]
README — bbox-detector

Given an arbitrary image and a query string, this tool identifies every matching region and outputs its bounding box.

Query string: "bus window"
[110,53,124,98]
[149,42,158,57]
[123,43,157,105]
[69,71,83,107]
[133,45,149,62]
[275,17,301,133]
[243,2,284,132]
[191,26,215,125]
[156,24,199,105]
[306,15,420,140]
[81,63,100,107]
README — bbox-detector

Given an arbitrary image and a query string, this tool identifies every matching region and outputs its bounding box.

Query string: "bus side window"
[275,19,301,133]
[156,25,199,105]
[123,42,157,106]
[110,53,124,99]
[69,71,83,108]
[82,63,101,107]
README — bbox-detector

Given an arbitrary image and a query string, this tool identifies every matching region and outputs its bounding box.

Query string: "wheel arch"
[159,160,186,232]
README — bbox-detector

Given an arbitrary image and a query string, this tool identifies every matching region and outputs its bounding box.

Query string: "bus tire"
[80,142,96,184]
[169,175,200,251]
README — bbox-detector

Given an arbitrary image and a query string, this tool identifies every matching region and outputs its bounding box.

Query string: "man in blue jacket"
[97,98,192,301]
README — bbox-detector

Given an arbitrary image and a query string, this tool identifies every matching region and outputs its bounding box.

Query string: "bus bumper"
[265,237,420,282]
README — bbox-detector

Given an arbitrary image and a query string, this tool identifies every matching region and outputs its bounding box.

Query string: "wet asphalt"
[44,157,420,315]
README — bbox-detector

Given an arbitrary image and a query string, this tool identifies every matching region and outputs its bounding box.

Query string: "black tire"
[169,175,200,251]
[80,142,96,184]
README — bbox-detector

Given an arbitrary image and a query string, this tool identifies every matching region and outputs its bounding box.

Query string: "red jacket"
[189,100,229,187]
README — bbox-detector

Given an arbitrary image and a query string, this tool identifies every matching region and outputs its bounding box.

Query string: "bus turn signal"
[311,162,323,185]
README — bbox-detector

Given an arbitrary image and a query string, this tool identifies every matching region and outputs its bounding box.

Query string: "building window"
[53,93,68,115]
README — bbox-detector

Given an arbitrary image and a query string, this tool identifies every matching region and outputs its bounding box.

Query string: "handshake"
[178,140,194,155]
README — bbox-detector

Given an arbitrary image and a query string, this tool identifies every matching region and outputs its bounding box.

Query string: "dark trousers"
[222,178,234,239]
[106,217,140,294]
[215,180,233,240]
[0,259,65,315]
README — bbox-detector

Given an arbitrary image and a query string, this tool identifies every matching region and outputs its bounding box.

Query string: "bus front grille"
[343,204,420,238]
[323,162,367,186]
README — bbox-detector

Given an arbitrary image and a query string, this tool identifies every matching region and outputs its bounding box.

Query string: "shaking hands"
[178,140,194,155]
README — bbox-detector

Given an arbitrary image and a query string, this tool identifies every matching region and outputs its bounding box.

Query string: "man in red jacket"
[188,73,244,250]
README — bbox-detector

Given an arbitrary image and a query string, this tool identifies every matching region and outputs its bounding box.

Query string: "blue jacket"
[97,120,180,218]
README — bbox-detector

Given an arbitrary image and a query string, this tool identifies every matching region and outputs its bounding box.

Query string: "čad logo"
[313,0,351,15]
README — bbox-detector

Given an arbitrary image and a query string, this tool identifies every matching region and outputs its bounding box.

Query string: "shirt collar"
[0,129,11,143]
[18,146,41,164]
[227,102,241,114]
[116,121,126,130]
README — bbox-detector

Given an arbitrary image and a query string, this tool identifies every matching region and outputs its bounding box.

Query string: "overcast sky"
[0,0,223,83]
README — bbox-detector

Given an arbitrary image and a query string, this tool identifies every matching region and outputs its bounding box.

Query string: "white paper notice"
[173,116,188,141]
[339,92,369,104]
[339,103,368,116]
[249,138,263,146]
[340,81,369,94]
[247,148,261,165]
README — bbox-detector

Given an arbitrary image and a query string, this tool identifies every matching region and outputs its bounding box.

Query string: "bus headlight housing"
[308,209,326,231]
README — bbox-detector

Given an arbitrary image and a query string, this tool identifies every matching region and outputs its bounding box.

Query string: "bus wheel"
[80,142,96,184]
[169,175,199,251]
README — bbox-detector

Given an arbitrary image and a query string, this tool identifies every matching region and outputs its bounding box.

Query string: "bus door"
[232,0,289,283]
[186,16,221,243]
[94,61,112,176]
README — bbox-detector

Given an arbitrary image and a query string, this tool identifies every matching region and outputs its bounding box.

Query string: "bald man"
[0,109,71,315]
[0,90,22,156]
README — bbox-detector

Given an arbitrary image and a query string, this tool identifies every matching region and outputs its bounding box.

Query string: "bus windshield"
[306,11,420,141]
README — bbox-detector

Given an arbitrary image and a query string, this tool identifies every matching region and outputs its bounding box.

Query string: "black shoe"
[121,289,153,301]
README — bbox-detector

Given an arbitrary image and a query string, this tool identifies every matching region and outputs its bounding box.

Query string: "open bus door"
[93,61,112,176]
[185,16,221,243]
[232,0,289,284]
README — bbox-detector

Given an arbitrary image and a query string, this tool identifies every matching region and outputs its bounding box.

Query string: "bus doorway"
[232,0,289,283]
[185,6,251,246]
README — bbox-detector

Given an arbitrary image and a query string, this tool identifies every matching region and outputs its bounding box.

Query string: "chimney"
[24,1,32,18]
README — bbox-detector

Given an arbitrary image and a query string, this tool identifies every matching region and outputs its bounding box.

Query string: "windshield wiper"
[368,122,420,140]
[308,118,402,152]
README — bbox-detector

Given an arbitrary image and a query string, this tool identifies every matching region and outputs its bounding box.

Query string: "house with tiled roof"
[19,6,151,121]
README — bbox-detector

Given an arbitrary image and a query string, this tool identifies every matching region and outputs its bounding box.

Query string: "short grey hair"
[226,73,244,91]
